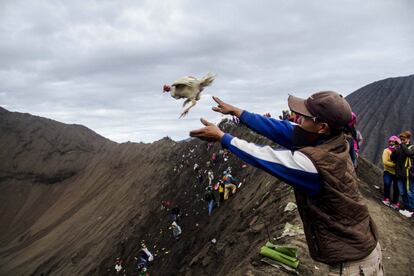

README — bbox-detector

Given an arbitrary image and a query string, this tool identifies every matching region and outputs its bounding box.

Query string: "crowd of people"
[382,130,414,217]
[281,108,414,219]
[113,133,248,275]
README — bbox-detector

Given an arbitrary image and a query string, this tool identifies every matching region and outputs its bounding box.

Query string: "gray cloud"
[1,0,413,142]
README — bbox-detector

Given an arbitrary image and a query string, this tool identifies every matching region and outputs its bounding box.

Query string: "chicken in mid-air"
[163,73,215,118]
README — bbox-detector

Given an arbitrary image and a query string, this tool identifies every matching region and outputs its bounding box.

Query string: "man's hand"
[189,118,225,142]
[212,96,243,117]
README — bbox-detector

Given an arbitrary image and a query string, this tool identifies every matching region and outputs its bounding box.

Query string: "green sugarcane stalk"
[265,241,298,258]
[260,246,299,269]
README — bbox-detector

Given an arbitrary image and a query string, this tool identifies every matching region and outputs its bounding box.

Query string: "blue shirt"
[221,111,321,196]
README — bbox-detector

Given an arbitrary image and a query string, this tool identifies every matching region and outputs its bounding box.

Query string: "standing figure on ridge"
[391,131,414,217]
[382,135,400,208]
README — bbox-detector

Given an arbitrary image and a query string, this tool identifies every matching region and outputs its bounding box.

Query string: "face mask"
[292,125,323,149]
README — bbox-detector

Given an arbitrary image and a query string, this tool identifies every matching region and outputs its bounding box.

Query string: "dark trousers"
[383,171,399,203]
[219,192,224,203]
[397,177,414,210]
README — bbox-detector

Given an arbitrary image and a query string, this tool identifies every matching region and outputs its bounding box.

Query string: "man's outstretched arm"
[189,119,320,196]
[212,96,294,149]
[239,111,294,149]
[221,133,320,196]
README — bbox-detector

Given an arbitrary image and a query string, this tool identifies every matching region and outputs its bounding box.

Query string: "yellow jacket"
[383,148,396,175]
[219,185,224,193]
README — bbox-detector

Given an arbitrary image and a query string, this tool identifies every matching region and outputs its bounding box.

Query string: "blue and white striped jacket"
[221,111,321,196]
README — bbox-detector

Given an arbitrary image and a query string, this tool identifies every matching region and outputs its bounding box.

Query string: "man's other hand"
[189,118,225,142]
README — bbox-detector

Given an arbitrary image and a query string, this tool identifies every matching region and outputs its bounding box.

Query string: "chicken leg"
[179,99,197,118]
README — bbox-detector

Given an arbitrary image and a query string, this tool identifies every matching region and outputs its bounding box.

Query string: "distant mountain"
[346,74,414,166]
[0,108,114,184]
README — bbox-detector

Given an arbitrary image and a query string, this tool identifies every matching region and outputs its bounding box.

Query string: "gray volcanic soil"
[0,104,413,275]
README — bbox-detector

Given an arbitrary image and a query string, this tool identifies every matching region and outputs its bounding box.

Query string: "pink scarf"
[388,145,396,152]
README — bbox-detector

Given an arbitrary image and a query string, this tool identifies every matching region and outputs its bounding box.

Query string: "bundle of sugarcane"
[259,241,299,269]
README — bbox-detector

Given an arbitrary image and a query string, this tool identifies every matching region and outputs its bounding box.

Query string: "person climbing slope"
[171,221,182,240]
[137,243,154,269]
[223,173,237,200]
[204,186,217,216]
[218,180,225,205]
[382,135,401,208]
[114,257,123,274]
[190,92,382,275]
[171,206,181,222]
[207,170,214,186]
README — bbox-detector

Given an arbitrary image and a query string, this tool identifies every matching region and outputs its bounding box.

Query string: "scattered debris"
[260,257,299,275]
[283,202,297,212]
[277,222,304,239]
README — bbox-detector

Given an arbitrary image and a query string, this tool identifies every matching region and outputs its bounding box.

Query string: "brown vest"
[297,134,378,265]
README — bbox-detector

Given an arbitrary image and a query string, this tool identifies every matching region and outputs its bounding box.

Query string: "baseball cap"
[288,91,352,129]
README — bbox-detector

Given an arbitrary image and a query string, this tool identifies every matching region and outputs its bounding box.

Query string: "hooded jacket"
[391,143,414,179]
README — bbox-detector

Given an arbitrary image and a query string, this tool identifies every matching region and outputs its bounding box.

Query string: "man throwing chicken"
[190,92,382,275]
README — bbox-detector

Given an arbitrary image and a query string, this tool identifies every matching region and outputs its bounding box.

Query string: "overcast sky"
[1,0,413,143]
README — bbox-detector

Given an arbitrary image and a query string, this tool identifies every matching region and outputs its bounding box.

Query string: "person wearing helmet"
[382,135,401,208]
[190,92,381,275]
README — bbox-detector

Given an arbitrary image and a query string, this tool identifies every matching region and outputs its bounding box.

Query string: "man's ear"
[317,123,331,134]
